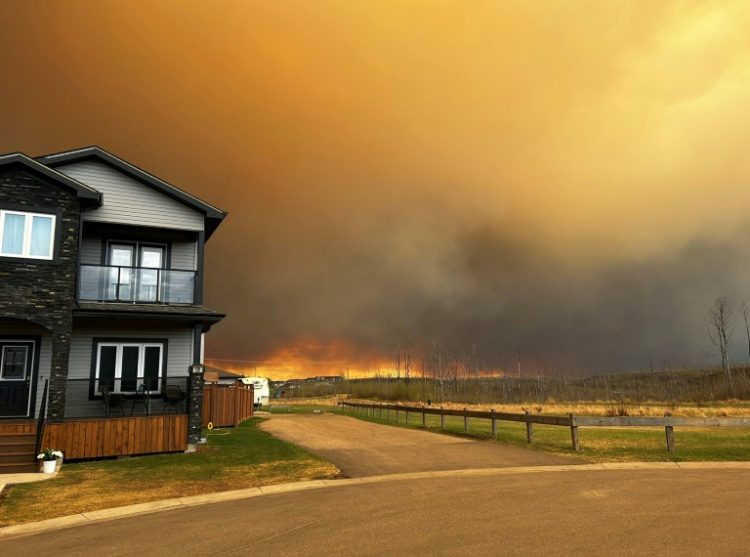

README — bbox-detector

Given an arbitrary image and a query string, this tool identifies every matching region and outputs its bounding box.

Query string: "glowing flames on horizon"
[205,339,512,381]
[205,339,398,380]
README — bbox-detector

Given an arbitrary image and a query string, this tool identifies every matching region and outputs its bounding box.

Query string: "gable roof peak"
[0,151,102,205]
[38,145,227,238]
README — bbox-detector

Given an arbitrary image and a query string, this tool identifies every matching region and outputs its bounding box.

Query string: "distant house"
[204,367,247,385]
[0,147,226,471]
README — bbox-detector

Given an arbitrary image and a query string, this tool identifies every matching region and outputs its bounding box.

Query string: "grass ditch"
[335,405,750,463]
[0,418,338,527]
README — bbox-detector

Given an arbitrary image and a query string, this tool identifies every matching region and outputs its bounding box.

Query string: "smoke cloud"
[3,1,750,375]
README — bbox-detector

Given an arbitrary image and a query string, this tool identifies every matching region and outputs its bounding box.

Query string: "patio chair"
[100,384,125,417]
[163,384,186,413]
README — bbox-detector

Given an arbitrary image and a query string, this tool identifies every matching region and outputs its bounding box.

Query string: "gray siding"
[80,235,102,265]
[66,322,194,418]
[57,161,204,231]
[171,241,197,270]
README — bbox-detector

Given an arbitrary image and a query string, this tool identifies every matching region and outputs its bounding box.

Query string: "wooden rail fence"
[202,383,254,428]
[339,401,750,452]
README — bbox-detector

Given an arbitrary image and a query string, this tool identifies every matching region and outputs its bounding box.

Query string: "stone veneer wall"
[0,167,81,421]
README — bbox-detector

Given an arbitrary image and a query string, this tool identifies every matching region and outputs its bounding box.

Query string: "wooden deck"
[42,414,188,460]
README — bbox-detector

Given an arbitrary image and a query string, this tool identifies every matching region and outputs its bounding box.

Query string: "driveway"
[2,468,749,556]
[259,413,575,476]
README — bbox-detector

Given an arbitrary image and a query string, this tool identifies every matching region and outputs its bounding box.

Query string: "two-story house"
[0,147,226,471]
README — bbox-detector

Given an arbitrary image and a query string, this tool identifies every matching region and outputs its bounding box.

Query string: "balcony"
[78,264,196,305]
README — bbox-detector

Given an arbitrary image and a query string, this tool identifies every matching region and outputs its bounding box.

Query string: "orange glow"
[205,340,397,380]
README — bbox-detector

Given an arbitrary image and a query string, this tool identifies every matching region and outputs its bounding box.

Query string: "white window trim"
[95,342,164,394]
[0,345,29,381]
[0,209,56,260]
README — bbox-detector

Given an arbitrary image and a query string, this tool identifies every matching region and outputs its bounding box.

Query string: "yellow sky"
[3,1,750,376]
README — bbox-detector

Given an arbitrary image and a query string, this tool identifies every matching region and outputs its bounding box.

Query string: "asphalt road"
[2,468,749,556]
[259,413,574,476]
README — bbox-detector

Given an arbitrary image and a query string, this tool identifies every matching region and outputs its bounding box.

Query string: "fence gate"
[202,383,254,427]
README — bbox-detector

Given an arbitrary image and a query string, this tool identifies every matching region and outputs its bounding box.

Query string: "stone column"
[47,330,71,422]
[187,365,204,446]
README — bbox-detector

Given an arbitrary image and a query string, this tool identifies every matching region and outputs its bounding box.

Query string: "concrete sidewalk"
[0,472,55,498]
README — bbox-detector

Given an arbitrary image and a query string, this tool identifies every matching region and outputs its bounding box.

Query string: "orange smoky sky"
[3,1,750,378]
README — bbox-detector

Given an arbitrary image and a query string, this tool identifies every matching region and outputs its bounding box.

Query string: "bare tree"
[742,301,750,360]
[706,297,735,395]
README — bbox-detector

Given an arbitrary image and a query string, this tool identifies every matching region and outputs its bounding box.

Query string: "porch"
[63,376,190,419]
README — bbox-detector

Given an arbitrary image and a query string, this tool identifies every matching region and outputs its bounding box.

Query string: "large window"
[94,342,164,394]
[0,210,56,260]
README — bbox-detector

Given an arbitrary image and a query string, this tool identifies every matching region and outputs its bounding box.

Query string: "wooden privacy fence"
[339,401,750,452]
[42,415,188,460]
[202,383,254,427]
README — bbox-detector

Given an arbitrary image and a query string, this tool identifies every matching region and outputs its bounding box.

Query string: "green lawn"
[337,405,750,462]
[0,418,338,527]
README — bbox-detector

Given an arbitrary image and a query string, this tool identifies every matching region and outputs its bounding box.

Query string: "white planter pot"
[42,460,57,474]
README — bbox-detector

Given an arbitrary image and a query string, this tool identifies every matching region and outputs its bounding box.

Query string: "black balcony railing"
[64,376,189,418]
[78,264,196,304]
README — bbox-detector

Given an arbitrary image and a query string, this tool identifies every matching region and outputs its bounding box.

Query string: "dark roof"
[0,152,102,207]
[216,368,246,379]
[74,302,225,326]
[38,146,227,239]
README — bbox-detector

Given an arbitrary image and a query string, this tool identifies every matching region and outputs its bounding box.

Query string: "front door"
[0,340,35,418]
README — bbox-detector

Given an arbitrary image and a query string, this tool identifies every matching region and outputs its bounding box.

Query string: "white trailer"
[239,377,270,409]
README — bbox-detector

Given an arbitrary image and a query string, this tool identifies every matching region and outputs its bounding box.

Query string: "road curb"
[2,461,750,540]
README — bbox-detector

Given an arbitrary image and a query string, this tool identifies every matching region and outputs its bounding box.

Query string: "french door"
[107,243,165,302]
[0,340,35,418]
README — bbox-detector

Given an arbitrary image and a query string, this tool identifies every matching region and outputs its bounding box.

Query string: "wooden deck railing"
[338,401,750,452]
[42,414,188,460]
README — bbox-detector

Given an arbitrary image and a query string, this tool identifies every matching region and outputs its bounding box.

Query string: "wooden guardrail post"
[569,414,579,451]
[440,407,445,428]
[665,425,675,452]
[491,409,496,437]
[525,410,533,443]
[405,408,409,424]
[464,407,468,432]
[386,406,390,422]
[422,407,426,427]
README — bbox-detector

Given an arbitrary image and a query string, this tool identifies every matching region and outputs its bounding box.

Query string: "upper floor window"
[0,210,56,260]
